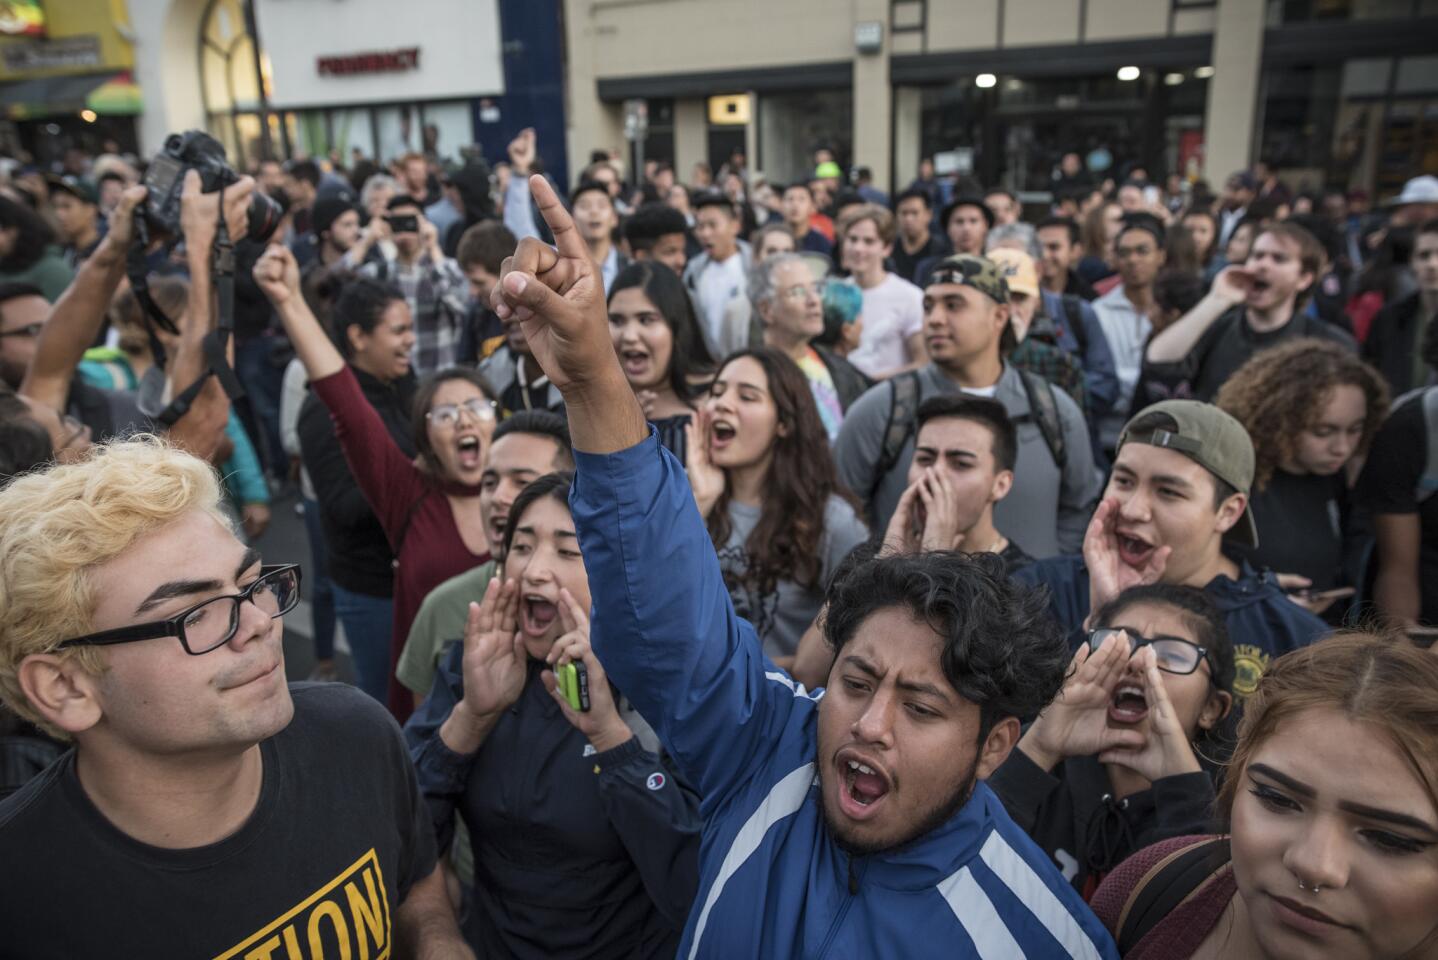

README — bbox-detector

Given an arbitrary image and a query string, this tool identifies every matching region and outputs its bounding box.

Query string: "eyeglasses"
[426,397,496,427]
[780,282,825,301]
[1087,627,1212,677]
[56,564,301,656]
[0,323,43,339]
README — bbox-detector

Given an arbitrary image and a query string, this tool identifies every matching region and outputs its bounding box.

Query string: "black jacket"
[297,366,417,596]
[1363,292,1429,397]
[816,345,874,412]
[406,651,702,959]
[988,747,1218,897]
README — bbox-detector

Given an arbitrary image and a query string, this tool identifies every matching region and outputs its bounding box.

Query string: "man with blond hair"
[840,203,928,381]
[0,439,470,958]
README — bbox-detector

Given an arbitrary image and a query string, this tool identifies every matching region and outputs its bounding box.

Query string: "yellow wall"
[0,0,135,79]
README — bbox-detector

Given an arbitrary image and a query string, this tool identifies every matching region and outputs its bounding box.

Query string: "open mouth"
[709,420,738,450]
[1116,530,1156,567]
[1108,684,1149,724]
[620,349,650,377]
[487,512,508,545]
[1250,278,1272,296]
[521,594,559,638]
[456,435,483,471]
[836,753,892,820]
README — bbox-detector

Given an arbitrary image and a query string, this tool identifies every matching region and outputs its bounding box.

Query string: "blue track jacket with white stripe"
[571,432,1119,960]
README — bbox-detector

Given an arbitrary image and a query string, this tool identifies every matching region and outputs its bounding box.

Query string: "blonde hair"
[0,437,228,734]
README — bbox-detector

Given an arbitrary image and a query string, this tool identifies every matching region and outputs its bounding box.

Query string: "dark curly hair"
[823,550,1068,736]
[706,348,863,596]
[1215,338,1389,491]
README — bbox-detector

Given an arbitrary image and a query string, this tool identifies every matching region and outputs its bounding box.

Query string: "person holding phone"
[989,584,1234,898]
[1216,339,1388,621]
[404,473,702,959]
[351,193,469,375]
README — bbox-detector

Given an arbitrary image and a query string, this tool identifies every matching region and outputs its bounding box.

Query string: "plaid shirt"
[1009,337,1087,416]
[361,253,469,376]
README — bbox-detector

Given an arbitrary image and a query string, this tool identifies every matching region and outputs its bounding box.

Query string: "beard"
[822,756,980,858]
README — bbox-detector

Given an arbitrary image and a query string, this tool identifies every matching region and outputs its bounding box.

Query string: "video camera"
[141,130,282,243]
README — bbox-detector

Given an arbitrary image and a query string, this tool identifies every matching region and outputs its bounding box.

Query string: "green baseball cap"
[47,174,98,206]
[814,161,843,180]
[1117,400,1259,547]
[922,253,1010,305]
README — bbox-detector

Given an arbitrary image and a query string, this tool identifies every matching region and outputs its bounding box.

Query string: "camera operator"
[351,194,468,376]
[10,171,251,463]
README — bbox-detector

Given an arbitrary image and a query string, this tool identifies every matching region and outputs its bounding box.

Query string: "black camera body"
[142,130,281,243]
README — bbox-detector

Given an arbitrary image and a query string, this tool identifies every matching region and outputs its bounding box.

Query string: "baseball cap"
[814,161,843,180]
[311,189,360,237]
[922,253,1009,305]
[47,175,98,205]
[986,248,1039,298]
[1117,400,1259,547]
[940,195,996,231]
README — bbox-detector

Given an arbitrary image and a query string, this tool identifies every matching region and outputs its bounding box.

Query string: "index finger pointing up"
[529,175,590,262]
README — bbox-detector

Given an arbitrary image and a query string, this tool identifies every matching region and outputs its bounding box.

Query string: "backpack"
[1113,836,1231,955]
[871,370,1067,501]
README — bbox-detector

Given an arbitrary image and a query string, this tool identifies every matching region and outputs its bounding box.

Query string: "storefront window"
[912,70,1208,193]
[200,0,271,166]
[1268,0,1424,21]
[1260,54,1438,197]
[758,90,852,186]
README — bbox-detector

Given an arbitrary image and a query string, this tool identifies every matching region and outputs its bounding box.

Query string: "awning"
[0,70,142,121]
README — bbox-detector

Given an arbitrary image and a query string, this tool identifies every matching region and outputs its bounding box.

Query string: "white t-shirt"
[848,273,924,379]
[696,252,747,350]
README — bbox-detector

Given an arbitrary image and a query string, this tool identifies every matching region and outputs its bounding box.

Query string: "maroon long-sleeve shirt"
[312,366,489,721]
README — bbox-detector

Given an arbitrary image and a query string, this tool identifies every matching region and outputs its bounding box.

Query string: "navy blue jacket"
[406,649,702,958]
[571,431,1118,959]
[1016,555,1329,699]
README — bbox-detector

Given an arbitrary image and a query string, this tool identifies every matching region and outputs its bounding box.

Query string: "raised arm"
[491,176,804,799]
[252,244,345,382]
[164,171,259,458]
[1144,265,1249,363]
[19,186,146,411]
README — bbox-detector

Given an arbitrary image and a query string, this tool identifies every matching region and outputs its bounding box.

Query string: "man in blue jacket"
[488,174,1119,959]
[1017,400,1329,702]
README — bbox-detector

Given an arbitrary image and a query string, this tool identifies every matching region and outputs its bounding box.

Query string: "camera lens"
[246,192,283,243]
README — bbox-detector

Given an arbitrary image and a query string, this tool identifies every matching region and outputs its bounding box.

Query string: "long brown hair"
[1217,631,1438,818]
[1215,338,1389,490]
[705,348,862,594]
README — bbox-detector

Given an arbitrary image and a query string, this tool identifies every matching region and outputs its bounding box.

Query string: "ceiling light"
[1164,73,1184,86]
[1117,66,1140,82]
[976,73,997,89]
[1195,65,1215,79]
[80,109,97,123]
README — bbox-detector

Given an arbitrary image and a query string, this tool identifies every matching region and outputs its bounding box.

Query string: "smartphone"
[385,214,419,233]
[554,661,591,712]
[1143,185,1161,207]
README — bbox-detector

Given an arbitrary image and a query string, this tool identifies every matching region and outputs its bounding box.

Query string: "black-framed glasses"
[1087,627,1212,678]
[426,397,496,427]
[0,323,43,339]
[56,564,301,656]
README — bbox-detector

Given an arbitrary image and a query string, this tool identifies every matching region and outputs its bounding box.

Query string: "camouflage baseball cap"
[922,254,1010,305]
[1117,400,1259,547]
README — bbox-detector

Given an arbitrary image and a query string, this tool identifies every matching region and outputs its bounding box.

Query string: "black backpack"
[871,370,1067,501]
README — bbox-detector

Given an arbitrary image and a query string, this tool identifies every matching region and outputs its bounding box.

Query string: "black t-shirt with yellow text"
[0,683,436,959]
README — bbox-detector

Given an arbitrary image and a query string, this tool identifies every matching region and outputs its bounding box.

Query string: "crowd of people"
[0,128,1436,959]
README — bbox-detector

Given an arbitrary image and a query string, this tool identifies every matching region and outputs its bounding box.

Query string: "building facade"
[120,0,570,182]
[565,0,1438,199]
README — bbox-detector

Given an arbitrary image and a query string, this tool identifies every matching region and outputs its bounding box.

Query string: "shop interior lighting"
[1195,65,1215,79]
[976,73,997,89]
[1117,66,1141,82]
